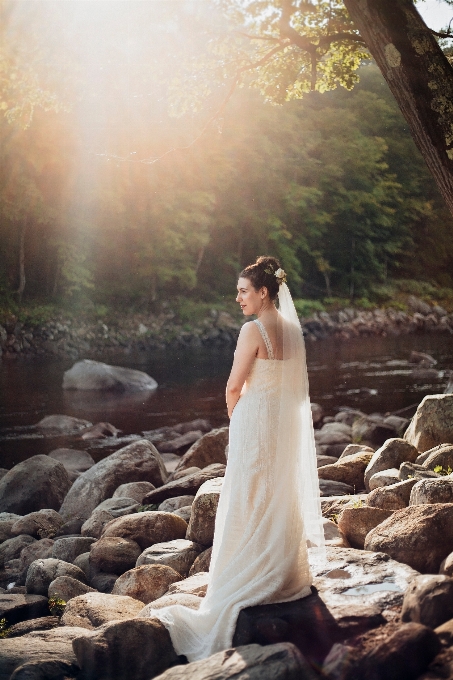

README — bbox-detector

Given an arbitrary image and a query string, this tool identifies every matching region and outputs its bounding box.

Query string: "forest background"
[1,0,453,328]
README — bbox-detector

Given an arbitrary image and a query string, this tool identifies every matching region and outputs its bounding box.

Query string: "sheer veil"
[277,281,325,558]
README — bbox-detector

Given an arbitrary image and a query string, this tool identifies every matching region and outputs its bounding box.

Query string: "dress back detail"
[253,319,275,360]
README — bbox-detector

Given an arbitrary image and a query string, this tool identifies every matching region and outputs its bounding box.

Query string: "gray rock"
[367,479,418,511]
[420,443,453,471]
[440,551,453,577]
[368,468,400,490]
[399,462,439,481]
[352,416,398,447]
[90,537,142,575]
[52,537,96,563]
[365,503,453,573]
[0,535,36,568]
[61,592,144,630]
[89,573,118,594]
[0,513,22,543]
[142,465,226,505]
[402,574,453,628]
[25,558,87,595]
[158,496,195,512]
[173,507,192,522]
[73,553,91,581]
[136,539,201,577]
[319,480,354,496]
[48,448,95,482]
[0,456,71,515]
[139,593,202,615]
[186,478,223,547]
[166,572,209,597]
[337,444,374,460]
[35,415,92,432]
[157,430,203,454]
[364,438,419,491]
[404,394,453,452]
[16,540,55,584]
[48,575,96,601]
[112,564,182,604]
[0,626,91,680]
[383,415,410,436]
[153,642,316,680]
[112,482,155,503]
[10,510,63,539]
[101,511,188,551]
[55,517,84,537]
[81,510,114,539]
[72,617,178,680]
[189,546,212,576]
[59,440,167,521]
[170,467,200,481]
[90,497,140,518]
[172,428,229,473]
[63,359,158,392]
[316,456,339,468]
[334,409,366,426]
[410,477,453,505]
[0,594,49,626]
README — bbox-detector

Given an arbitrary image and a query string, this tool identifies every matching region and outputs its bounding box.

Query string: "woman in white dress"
[149,256,325,662]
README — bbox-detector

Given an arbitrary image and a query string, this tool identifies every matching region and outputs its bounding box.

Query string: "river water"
[0,333,452,468]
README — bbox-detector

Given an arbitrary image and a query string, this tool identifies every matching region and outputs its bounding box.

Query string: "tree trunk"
[16,223,27,303]
[343,0,453,215]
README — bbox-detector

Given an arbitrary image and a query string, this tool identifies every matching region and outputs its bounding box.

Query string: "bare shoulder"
[238,320,259,338]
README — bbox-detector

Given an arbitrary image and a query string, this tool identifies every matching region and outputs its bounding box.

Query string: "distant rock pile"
[0,395,453,679]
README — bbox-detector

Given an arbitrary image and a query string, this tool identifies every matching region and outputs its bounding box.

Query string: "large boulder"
[152,642,314,680]
[173,427,229,473]
[186,478,223,547]
[316,452,373,491]
[81,510,117,540]
[367,479,418,511]
[142,464,226,505]
[10,510,63,539]
[337,506,393,549]
[0,626,91,680]
[419,443,453,471]
[52,537,96,563]
[25,558,87,595]
[112,564,182,604]
[72,618,178,680]
[402,574,453,628]
[48,575,96,601]
[0,594,49,626]
[364,439,419,491]
[16,539,55,583]
[136,539,202,577]
[0,456,71,515]
[410,477,453,505]
[365,503,453,573]
[48,448,95,482]
[404,394,453,452]
[0,535,35,568]
[368,468,400,490]
[59,440,167,521]
[101,511,188,550]
[90,537,142,575]
[63,359,158,392]
[61,592,144,629]
[158,496,195,512]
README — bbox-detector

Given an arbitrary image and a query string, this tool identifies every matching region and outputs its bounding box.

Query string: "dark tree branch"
[318,31,366,49]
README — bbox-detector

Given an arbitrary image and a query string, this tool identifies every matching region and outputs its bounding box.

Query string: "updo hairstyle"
[239,256,281,301]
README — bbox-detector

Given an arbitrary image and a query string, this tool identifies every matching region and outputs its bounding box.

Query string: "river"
[0,333,452,468]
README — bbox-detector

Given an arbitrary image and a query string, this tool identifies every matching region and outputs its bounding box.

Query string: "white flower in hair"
[275,268,287,284]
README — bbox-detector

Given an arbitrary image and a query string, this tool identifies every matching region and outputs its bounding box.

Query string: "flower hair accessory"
[275,268,287,285]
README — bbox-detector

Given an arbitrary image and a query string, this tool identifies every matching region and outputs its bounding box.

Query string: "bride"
[149,255,325,662]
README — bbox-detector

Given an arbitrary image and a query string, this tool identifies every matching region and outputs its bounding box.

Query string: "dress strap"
[253,319,275,360]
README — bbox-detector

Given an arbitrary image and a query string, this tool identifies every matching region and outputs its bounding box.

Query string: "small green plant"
[135,504,159,513]
[351,497,364,509]
[433,465,453,476]
[327,513,339,525]
[48,596,66,617]
[0,618,11,639]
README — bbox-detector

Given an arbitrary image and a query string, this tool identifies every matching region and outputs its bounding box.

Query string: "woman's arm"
[226,322,259,418]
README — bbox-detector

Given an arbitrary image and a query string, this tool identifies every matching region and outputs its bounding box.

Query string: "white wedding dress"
[149,284,325,662]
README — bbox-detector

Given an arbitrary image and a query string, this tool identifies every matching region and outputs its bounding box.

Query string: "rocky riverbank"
[1,295,452,360]
[0,393,453,679]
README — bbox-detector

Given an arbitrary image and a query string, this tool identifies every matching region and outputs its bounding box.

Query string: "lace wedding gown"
[149,306,324,663]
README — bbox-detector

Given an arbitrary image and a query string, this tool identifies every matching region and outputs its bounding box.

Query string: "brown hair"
[239,256,281,301]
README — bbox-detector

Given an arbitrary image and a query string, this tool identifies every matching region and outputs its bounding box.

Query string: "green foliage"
[0,618,11,639]
[293,298,325,317]
[135,504,159,513]
[433,465,453,476]
[48,596,66,617]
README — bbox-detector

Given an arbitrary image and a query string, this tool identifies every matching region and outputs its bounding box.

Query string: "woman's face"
[236,277,266,316]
